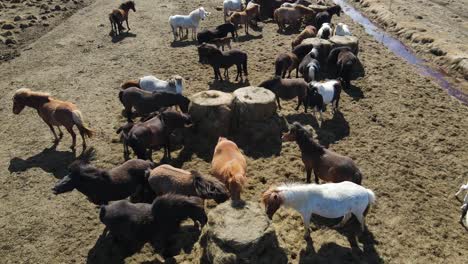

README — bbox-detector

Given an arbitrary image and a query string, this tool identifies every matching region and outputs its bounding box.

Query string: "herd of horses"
[11,0,467,260]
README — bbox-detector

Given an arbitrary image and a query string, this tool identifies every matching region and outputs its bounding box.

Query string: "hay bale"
[329,35,359,55]
[189,90,234,139]
[233,86,277,123]
[200,202,287,264]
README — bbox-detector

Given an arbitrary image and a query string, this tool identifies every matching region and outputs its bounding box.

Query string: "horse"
[455,182,468,228]
[334,22,351,36]
[315,4,341,29]
[52,149,154,205]
[118,87,190,121]
[274,5,316,32]
[208,37,232,51]
[116,110,192,161]
[169,7,210,41]
[197,23,237,44]
[197,43,248,82]
[262,181,375,243]
[228,3,260,35]
[148,164,229,203]
[211,137,247,203]
[291,25,317,49]
[317,22,332,39]
[327,46,359,89]
[275,52,299,78]
[223,0,243,21]
[282,122,363,184]
[12,88,93,150]
[109,1,136,36]
[258,76,308,111]
[307,79,342,123]
[298,47,320,82]
[120,75,184,94]
[100,194,206,255]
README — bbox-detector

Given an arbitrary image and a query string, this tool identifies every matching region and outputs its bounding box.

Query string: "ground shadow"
[343,84,364,101]
[8,146,76,178]
[87,230,144,264]
[277,25,301,35]
[299,216,383,264]
[315,112,350,147]
[236,33,263,43]
[208,78,250,93]
[285,112,319,128]
[170,40,198,48]
[111,31,137,43]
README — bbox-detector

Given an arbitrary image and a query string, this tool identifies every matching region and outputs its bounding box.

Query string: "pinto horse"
[282,122,362,184]
[211,137,247,202]
[109,1,136,36]
[262,181,376,243]
[12,88,94,150]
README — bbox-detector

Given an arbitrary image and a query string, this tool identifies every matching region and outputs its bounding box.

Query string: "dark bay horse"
[197,43,248,82]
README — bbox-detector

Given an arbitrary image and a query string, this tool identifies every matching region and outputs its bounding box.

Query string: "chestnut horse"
[109,1,136,36]
[211,137,247,202]
[12,88,93,150]
[274,5,315,32]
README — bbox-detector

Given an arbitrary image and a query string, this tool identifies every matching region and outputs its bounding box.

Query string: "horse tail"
[192,171,229,202]
[367,189,376,206]
[72,110,94,138]
[353,170,362,185]
[243,55,248,76]
[275,59,282,77]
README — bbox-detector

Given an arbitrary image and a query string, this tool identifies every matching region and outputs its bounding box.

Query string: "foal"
[282,122,362,184]
[12,88,93,150]
[109,1,136,35]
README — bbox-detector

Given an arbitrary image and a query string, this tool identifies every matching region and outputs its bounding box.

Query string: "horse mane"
[191,170,229,201]
[291,122,325,155]
[14,88,50,100]
[120,1,134,10]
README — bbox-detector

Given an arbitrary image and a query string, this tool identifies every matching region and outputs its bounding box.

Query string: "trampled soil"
[0,0,467,263]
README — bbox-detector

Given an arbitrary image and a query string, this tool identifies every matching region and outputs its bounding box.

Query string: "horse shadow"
[299,217,383,264]
[208,79,250,93]
[315,112,350,147]
[8,146,76,179]
[111,31,137,43]
[236,33,263,43]
[170,40,198,48]
[87,226,200,264]
[343,84,364,101]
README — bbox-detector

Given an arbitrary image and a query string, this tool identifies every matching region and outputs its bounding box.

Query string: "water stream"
[332,0,468,104]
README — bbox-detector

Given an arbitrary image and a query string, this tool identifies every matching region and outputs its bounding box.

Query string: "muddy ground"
[350,0,468,92]
[0,0,467,263]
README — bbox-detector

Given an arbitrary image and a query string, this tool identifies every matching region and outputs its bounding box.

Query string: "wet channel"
[333,0,468,104]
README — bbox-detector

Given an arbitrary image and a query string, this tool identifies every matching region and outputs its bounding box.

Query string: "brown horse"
[109,1,136,36]
[274,5,315,32]
[291,25,317,49]
[282,122,362,184]
[275,52,299,78]
[12,88,93,150]
[229,3,260,35]
[211,137,247,202]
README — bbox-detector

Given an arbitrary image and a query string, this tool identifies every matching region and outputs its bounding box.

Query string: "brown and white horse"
[109,1,136,36]
[12,88,93,150]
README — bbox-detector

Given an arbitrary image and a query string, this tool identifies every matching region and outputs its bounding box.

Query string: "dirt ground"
[0,0,467,263]
[350,0,468,92]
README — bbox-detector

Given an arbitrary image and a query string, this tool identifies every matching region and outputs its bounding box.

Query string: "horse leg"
[313,169,320,184]
[355,213,366,232]
[79,127,87,150]
[126,18,130,31]
[57,126,64,139]
[333,213,352,228]
[305,167,313,183]
[302,213,312,240]
[295,97,302,111]
[47,124,60,143]
[460,204,468,224]
[276,96,282,110]
[65,125,77,150]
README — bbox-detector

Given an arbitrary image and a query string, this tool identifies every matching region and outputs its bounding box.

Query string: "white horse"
[317,22,332,39]
[223,0,243,21]
[169,7,210,41]
[455,182,468,227]
[138,75,184,94]
[262,181,375,240]
[334,22,352,36]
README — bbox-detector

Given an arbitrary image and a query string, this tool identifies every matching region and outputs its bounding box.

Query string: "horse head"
[262,187,284,219]
[199,7,210,20]
[161,111,192,129]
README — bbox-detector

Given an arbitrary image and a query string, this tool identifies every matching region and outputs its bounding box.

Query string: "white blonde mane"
[14,88,50,98]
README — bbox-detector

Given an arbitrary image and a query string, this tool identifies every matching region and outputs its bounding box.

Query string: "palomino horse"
[211,137,247,203]
[12,88,94,150]
[109,1,136,36]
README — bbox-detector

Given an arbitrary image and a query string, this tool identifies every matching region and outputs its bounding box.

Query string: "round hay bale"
[300,38,333,64]
[189,90,234,139]
[329,35,359,55]
[233,86,277,123]
[199,201,287,264]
